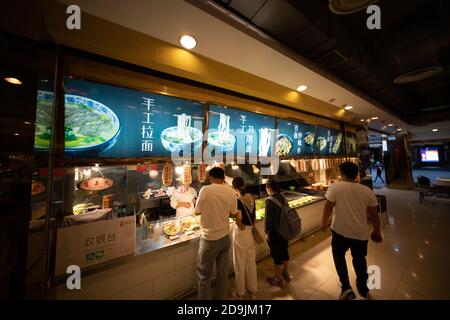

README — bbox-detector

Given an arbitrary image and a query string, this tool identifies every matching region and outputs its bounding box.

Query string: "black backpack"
[267,196,301,241]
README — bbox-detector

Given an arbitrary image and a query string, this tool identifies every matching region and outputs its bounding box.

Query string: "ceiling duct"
[329,0,380,15]
[393,66,444,84]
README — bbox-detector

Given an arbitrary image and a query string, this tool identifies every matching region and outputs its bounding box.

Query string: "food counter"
[44,74,358,300]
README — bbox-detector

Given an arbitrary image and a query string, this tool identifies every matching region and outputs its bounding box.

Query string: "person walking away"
[373,161,385,184]
[321,162,383,300]
[265,179,292,287]
[194,167,238,300]
[231,177,257,300]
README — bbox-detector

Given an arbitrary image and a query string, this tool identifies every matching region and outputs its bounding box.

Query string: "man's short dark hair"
[209,167,225,180]
[339,162,359,180]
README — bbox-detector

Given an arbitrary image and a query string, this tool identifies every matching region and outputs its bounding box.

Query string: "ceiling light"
[432,129,438,132]
[24,121,32,125]
[397,128,402,131]
[371,116,379,120]
[388,123,394,127]
[296,85,308,92]
[179,35,197,49]
[14,133,19,136]
[344,105,354,110]
[4,77,22,85]
[360,119,365,122]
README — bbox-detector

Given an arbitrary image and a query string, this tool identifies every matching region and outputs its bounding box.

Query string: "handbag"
[240,199,265,245]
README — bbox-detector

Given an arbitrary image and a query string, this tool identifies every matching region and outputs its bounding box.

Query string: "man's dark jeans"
[331,230,369,296]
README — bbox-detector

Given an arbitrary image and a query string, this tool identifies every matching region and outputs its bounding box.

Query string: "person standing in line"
[194,167,238,300]
[373,161,385,184]
[321,162,383,300]
[231,177,258,300]
[265,179,292,287]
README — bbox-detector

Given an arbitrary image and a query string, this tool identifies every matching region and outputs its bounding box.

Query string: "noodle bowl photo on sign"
[160,113,203,152]
[64,94,121,154]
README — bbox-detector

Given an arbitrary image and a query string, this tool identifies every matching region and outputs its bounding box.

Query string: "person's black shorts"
[268,231,289,265]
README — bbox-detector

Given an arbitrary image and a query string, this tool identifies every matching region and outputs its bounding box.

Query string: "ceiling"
[209,0,450,126]
[54,0,412,133]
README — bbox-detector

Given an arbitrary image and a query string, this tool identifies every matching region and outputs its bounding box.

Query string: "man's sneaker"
[359,292,373,300]
[282,271,293,282]
[339,288,356,300]
[267,276,284,287]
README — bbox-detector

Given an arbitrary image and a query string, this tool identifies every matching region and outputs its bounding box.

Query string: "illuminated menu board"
[59,77,205,158]
[316,126,343,156]
[276,119,316,157]
[207,105,275,157]
[346,132,357,155]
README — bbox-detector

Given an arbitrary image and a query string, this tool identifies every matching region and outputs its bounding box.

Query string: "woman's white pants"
[232,225,258,296]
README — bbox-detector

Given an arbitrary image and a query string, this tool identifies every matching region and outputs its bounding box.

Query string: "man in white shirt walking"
[321,162,383,300]
[195,167,238,300]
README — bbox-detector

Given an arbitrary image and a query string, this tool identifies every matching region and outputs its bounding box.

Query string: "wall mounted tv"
[420,147,439,163]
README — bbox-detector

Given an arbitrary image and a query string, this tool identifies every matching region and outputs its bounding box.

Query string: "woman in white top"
[170,183,197,218]
[231,177,258,300]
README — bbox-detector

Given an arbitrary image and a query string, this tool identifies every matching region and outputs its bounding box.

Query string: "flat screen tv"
[420,147,439,163]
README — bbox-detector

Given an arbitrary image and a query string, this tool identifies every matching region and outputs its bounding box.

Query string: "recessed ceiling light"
[14,133,19,136]
[4,77,22,85]
[24,121,31,125]
[397,128,402,131]
[388,123,394,127]
[296,85,308,92]
[179,35,197,49]
[371,116,379,120]
[432,128,438,132]
[344,105,354,110]
[360,119,365,122]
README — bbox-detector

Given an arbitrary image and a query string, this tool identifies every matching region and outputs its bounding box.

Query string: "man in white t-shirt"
[194,167,238,300]
[321,161,382,300]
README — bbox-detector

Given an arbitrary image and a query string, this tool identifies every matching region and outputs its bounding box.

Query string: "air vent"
[394,66,443,84]
[315,50,348,69]
[329,0,380,15]
[411,119,430,126]
[420,104,450,112]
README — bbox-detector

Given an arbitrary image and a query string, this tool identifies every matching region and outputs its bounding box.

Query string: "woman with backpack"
[231,177,258,300]
[265,179,292,287]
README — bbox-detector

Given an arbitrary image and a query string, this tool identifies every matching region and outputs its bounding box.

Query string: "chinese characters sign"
[55,216,136,276]
[277,120,316,157]
[63,77,205,158]
[316,126,343,156]
[207,105,275,157]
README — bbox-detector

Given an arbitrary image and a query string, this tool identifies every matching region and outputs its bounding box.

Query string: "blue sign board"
[276,119,316,157]
[207,105,275,157]
[316,126,343,156]
[59,78,205,158]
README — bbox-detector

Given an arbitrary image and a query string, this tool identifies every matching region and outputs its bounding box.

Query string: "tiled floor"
[185,188,450,300]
